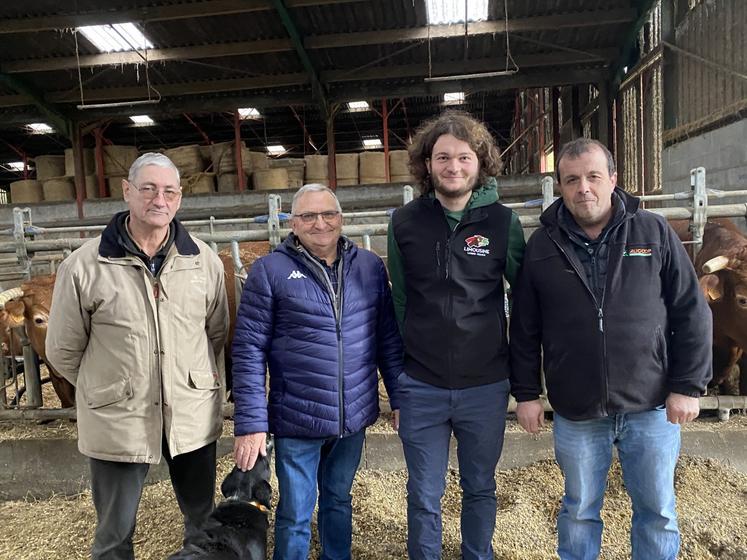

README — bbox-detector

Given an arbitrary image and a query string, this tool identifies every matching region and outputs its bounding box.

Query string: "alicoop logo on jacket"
[464,235,490,256]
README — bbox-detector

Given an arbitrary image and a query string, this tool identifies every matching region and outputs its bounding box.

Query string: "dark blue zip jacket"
[231,234,403,438]
[510,188,712,420]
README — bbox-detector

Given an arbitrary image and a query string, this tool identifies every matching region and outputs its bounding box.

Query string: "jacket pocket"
[85,378,132,409]
[189,369,222,390]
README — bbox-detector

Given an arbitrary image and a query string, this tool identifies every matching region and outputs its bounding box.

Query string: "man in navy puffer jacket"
[231,183,403,560]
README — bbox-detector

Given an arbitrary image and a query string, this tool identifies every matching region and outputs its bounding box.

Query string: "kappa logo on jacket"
[463,234,490,257]
[287,270,307,280]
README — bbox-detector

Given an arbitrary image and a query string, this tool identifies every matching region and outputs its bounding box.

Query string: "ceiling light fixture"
[238,107,261,119]
[130,115,154,126]
[26,123,54,134]
[267,145,287,155]
[362,138,383,150]
[347,101,370,112]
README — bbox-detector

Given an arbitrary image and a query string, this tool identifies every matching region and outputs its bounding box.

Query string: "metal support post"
[691,167,707,257]
[541,176,555,212]
[12,207,32,278]
[15,326,42,408]
[268,194,282,249]
[403,185,414,205]
[362,234,372,251]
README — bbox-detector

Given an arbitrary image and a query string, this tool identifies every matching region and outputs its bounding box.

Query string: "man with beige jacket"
[46,152,229,560]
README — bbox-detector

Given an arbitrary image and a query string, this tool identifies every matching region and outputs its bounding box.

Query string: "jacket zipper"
[296,245,346,436]
[547,233,609,415]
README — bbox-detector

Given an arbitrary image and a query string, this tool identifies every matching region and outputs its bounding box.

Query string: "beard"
[431,173,478,199]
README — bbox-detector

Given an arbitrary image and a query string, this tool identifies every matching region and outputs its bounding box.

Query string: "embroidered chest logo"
[464,234,490,256]
[623,248,653,257]
[287,270,307,279]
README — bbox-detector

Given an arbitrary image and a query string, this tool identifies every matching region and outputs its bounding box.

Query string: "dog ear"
[221,466,243,499]
[265,434,274,457]
[254,479,273,509]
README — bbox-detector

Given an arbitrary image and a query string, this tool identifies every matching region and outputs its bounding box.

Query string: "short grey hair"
[556,138,616,182]
[291,183,342,214]
[128,152,181,184]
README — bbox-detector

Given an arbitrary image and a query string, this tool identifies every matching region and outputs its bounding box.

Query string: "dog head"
[220,439,273,510]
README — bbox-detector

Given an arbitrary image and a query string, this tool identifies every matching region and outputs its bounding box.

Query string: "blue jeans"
[398,373,510,560]
[273,430,365,560]
[554,409,681,560]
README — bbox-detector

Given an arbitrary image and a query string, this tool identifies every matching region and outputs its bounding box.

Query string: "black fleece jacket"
[509,188,712,420]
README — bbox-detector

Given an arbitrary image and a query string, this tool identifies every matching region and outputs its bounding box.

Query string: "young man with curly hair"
[387,110,525,560]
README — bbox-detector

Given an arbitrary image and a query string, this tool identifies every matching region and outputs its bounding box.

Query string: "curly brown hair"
[408,110,503,196]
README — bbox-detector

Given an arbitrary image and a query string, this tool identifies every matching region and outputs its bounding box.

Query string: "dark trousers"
[398,373,510,560]
[89,439,217,560]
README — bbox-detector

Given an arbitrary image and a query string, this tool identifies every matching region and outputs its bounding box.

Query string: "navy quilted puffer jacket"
[232,235,403,438]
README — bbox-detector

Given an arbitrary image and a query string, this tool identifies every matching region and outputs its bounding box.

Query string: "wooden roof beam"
[0,0,367,34]
[1,39,294,74]
[305,8,636,49]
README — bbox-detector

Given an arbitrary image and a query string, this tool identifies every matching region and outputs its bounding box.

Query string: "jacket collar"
[278,233,354,260]
[540,187,639,230]
[99,211,199,259]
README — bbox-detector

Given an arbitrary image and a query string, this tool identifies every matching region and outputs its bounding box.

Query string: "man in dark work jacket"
[388,110,525,560]
[510,137,712,560]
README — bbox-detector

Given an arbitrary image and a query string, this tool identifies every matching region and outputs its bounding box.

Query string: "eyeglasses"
[293,211,341,224]
[129,182,182,202]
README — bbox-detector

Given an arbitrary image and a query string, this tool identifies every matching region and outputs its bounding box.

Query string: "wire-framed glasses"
[293,211,341,224]
[129,182,182,202]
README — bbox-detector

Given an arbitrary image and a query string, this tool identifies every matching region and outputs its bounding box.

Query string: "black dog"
[169,445,273,560]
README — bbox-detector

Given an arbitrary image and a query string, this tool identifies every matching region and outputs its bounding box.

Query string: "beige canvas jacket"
[46,218,229,463]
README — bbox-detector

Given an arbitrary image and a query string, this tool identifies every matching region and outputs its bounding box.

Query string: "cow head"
[0,287,25,356]
[698,252,747,350]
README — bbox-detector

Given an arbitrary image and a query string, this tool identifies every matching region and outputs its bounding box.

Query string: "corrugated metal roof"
[0,0,647,174]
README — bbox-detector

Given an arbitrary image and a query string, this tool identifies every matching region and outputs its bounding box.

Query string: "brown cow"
[0,241,272,407]
[0,275,76,407]
[675,219,747,395]
[218,241,271,393]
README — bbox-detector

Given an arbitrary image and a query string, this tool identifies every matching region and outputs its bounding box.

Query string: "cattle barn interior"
[0,1,746,558]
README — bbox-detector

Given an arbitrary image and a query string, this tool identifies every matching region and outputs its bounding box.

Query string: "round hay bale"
[391,174,415,183]
[211,142,234,174]
[286,166,304,184]
[99,145,138,176]
[389,150,410,176]
[253,168,289,191]
[10,179,43,203]
[337,178,358,187]
[269,157,304,169]
[182,173,214,195]
[42,177,75,202]
[64,148,95,177]
[304,155,328,182]
[164,145,203,176]
[336,153,359,181]
[108,176,126,198]
[85,175,99,199]
[198,144,212,166]
[34,155,65,180]
[217,173,237,193]
[359,151,387,181]
[359,176,388,185]
[247,150,268,170]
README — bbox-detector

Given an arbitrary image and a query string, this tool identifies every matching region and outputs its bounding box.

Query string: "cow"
[674,219,747,395]
[168,440,274,560]
[0,275,76,407]
[0,241,271,408]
